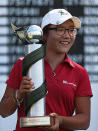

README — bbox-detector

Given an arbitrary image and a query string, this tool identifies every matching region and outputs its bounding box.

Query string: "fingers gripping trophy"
[11,24,53,128]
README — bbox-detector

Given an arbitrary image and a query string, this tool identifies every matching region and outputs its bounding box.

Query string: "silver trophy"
[11,24,53,128]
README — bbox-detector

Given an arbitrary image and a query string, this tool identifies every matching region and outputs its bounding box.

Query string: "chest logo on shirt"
[63,80,76,87]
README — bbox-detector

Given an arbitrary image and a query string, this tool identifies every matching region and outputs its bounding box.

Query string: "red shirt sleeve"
[6,58,23,89]
[75,67,93,97]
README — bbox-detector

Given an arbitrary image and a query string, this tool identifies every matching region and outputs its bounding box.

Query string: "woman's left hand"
[41,113,61,131]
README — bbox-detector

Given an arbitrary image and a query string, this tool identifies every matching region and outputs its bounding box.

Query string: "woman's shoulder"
[71,60,88,76]
[14,57,24,67]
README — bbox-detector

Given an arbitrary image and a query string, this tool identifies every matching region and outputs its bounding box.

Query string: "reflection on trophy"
[11,24,54,128]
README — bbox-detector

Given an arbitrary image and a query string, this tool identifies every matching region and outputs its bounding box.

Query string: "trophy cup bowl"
[19,25,54,128]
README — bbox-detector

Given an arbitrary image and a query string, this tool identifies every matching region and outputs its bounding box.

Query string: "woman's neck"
[45,50,65,71]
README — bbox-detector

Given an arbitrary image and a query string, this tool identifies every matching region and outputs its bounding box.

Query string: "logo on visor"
[58,10,68,16]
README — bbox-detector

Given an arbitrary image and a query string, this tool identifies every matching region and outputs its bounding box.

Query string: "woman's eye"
[58,28,63,31]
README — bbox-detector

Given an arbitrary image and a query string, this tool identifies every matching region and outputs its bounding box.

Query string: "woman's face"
[45,20,76,54]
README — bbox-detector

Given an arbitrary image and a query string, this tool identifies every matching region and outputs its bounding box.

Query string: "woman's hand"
[41,113,61,131]
[17,76,35,100]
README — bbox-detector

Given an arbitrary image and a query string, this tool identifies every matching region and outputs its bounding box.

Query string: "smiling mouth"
[60,41,70,45]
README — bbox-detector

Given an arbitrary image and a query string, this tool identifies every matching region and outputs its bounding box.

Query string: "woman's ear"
[42,34,48,43]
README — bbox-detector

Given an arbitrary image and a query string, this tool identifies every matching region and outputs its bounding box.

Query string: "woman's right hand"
[16,76,35,100]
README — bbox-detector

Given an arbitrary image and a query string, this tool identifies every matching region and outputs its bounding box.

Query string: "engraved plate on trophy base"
[20,116,54,128]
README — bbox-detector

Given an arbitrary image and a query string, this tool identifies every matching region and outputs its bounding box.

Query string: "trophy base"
[20,116,54,128]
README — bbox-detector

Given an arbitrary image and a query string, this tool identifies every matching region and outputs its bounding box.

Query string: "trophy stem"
[27,44,45,117]
[20,44,51,128]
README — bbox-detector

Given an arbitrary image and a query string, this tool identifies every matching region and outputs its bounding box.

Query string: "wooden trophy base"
[20,116,54,128]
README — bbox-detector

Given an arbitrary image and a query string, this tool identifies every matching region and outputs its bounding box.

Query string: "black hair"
[43,24,51,35]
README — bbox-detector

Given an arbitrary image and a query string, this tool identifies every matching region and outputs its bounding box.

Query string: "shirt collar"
[64,53,75,68]
[44,53,75,68]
